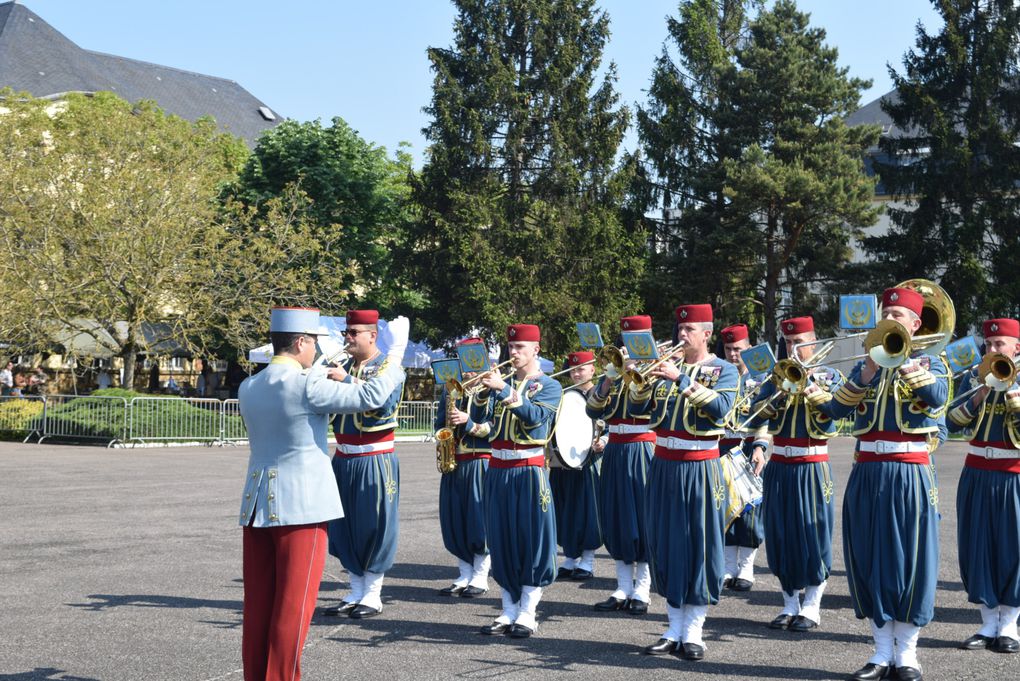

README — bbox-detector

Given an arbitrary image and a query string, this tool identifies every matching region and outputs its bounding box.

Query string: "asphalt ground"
[1,438,1018,681]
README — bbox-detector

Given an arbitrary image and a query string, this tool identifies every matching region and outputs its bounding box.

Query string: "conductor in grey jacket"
[238,306,407,681]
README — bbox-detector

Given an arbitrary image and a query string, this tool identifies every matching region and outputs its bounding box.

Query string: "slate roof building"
[0,0,280,145]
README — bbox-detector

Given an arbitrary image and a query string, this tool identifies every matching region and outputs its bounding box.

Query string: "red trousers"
[242,523,327,681]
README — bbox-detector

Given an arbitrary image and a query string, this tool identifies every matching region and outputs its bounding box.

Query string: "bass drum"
[550,388,595,470]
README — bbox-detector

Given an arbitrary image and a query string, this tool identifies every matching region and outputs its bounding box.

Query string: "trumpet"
[954,352,1019,402]
[772,358,811,394]
[446,359,514,394]
[624,341,686,388]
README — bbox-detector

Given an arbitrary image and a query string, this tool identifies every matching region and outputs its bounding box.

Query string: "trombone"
[793,278,957,370]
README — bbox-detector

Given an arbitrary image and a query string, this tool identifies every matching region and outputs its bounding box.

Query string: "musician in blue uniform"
[826,287,950,681]
[238,307,406,681]
[471,324,562,639]
[324,309,406,620]
[747,315,843,633]
[947,317,1020,654]
[586,315,657,616]
[435,338,491,598]
[632,303,738,661]
[718,323,768,592]
[550,351,605,581]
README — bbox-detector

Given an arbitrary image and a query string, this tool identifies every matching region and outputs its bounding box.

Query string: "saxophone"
[435,387,460,474]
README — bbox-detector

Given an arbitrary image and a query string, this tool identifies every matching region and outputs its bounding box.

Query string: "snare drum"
[720,446,764,529]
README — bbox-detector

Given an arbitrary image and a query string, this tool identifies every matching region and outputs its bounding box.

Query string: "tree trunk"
[763,210,780,346]
[121,346,137,390]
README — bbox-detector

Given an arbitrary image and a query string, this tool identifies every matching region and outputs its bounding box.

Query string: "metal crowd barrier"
[36,394,130,446]
[396,400,438,440]
[128,397,225,444]
[221,399,248,443]
[0,394,438,447]
[0,395,46,442]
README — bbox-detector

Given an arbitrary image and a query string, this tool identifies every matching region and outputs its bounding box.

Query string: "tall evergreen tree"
[637,0,758,332]
[639,0,879,340]
[405,0,643,355]
[868,0,1020,329]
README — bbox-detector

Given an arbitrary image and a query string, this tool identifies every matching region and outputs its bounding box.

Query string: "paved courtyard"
[0,438,1016,680]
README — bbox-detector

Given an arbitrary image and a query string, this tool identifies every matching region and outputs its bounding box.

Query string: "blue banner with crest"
[457,343,490,374]
[840,295,877,330]
[576,322,604,349]
[621,331,659,360]
[741,343,776,378]
[431,359,462,385]
[944,336,981,375]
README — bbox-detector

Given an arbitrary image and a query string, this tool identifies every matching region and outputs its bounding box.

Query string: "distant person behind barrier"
[0,360,13,395]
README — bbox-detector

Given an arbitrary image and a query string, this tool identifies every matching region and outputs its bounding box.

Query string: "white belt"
[608,423,650,434]
[857,440,927,455]
[772,444,828,458]
[336,441,393,455]
[655,436,718,451]
[491,446,545,460]
[968,445,1020,460]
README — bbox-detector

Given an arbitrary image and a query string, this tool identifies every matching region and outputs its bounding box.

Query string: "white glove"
[386,316,409,363]
[604,363,620,380]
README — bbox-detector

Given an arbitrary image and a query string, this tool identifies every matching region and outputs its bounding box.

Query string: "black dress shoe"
[789,615,818,632]
[769,614,795,630]
[959,633,993,650]
[723,577,734,589]
[644,638,677,655]
[895,666,922,680]
[681,642,705,660]
[594,596,629,611]
[729,578,753,592]
[439,584,466,596]
[480,621,510,635]
[460,585,487,598]
[850,663,891,680]
[993,636,1020,653]
[627,599,649,616]
[349,604,381,619]
[509,623,535,638]
[570,568,594,581]
[322,600,357,616]
[556,567,574,581]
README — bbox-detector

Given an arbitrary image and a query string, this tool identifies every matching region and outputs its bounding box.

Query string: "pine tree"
[639,0,879,340]
[868,0,1020,328]
[404,0,643,355]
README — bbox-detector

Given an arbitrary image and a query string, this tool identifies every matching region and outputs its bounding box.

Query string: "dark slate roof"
[0,1,280,145]
[846,89,925,143]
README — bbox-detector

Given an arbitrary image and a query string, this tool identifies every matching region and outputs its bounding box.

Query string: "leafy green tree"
[638,0,879,340]
[404,0,644,355]
[0,91,247,388]
[226,118,418,315]
[868,0,1020,328]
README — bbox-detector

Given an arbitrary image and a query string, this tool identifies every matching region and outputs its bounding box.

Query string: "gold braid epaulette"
[834,382,867,407]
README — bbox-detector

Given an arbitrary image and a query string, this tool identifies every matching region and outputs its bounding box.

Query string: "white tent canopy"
[249,317,556,372]
[248,316,445,369]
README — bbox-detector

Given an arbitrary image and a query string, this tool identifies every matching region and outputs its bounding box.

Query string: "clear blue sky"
[26,0,942,164]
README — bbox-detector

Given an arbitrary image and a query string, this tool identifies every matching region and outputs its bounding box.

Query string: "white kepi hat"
[270,307,328,335]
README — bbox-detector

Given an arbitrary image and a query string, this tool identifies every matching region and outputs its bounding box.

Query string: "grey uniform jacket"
[238,355,405,528]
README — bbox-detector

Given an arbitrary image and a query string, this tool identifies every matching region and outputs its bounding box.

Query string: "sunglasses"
[342,329,370,338]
